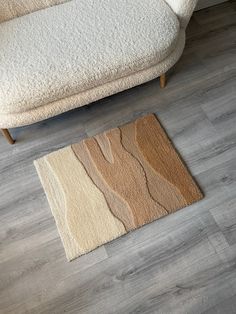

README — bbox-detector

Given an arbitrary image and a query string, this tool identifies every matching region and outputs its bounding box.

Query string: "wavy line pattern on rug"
[34,114,203,260]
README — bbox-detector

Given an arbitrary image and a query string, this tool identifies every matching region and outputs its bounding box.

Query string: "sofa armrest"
[164,0,198,29]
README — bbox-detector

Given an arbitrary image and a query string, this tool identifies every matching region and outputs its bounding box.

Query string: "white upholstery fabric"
[0,31,185,128]
[0,0,179,120]
[0,0,70,23]
[164,0,198,28]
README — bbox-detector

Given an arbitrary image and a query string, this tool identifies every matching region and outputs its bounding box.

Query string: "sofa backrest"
[0,0,70,23]
[164,0,198,28]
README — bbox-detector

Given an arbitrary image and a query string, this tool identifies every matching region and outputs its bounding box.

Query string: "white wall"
[195,0,228,10]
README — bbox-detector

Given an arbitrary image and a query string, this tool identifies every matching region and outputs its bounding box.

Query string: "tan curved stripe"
[72,142,136,231]
[135,114,203,204]
[84,128,168,228]
[44,146,126,255]
[94,133,114,163]
[121,122,187,211]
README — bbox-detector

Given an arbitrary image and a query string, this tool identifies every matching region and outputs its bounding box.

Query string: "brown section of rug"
[34,114,203,261]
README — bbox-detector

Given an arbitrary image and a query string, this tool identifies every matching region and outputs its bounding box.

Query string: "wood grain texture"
[35,114,202,259]
[1,128,15,145]
[160,73,166,88]
[1,3,236,313]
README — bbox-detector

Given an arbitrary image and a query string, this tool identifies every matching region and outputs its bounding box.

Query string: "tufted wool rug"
[34,114,203,261]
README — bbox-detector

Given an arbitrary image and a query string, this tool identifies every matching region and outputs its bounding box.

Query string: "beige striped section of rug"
[34,114,203,261]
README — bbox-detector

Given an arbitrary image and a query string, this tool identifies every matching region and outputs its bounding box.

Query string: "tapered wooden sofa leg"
[160,73,166,88]
[1,129,15,144]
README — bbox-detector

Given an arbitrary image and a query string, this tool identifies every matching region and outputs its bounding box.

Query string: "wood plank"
[0,3,236,313]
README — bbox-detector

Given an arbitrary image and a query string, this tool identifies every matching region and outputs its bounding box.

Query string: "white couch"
[0,0,197,144]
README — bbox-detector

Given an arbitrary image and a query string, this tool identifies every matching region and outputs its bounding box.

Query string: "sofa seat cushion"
[0,0,180,115]
[0,0,70,23]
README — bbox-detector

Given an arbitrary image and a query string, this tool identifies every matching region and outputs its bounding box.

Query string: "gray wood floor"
[1,2,236,313]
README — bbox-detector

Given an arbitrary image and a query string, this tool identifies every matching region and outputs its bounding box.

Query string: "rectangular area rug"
[34,114,203,261]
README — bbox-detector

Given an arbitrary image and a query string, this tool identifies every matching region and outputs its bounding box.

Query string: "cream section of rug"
[34,114,203,261]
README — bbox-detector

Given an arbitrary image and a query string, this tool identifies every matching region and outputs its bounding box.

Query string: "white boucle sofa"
[0,0,197,144]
